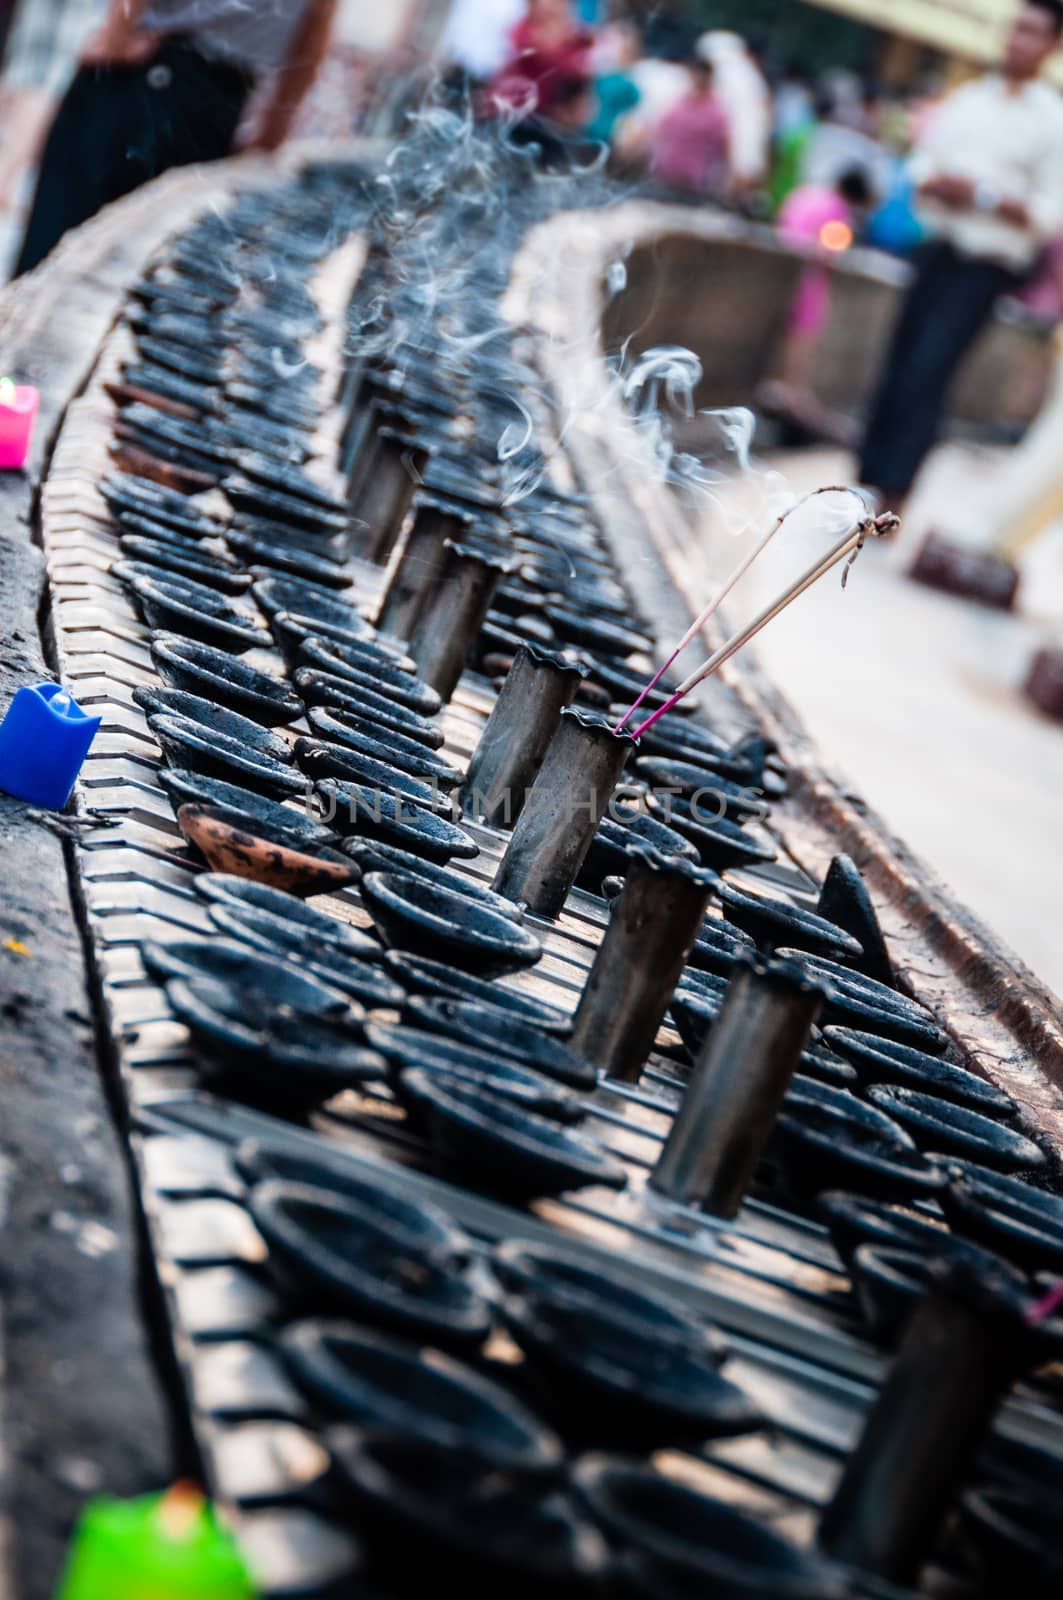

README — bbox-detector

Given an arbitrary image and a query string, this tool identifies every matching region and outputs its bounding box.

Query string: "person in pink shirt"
[650,59,730,197]
[760,167,874,442]
[778,172,871,339]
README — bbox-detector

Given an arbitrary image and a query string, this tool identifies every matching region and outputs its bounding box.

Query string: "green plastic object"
[56,1484,256,1600]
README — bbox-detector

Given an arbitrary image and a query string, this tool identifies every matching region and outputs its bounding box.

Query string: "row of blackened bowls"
[116,184,1063,1587]
[218,1130,918,1600]
[114,234,1061,1292]
[112,268,1061,1309]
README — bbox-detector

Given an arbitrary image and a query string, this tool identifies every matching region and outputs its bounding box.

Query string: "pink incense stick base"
[0,385,40,469]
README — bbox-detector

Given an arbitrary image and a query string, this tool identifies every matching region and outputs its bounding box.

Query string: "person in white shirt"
[859,0,1063,511]
[801,84,893,208]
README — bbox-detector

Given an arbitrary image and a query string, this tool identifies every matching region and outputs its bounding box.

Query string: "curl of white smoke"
[352,92,533,364]
[347,77,622,386]
[351,86,869,571]
[594,342,796,536]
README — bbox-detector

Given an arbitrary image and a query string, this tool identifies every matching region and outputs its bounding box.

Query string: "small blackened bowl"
[398,1068,626,1199]
[281,1319,562,1470]
[250,1179,490,1348]
[329,1430,609,1599]
[360,870,542,979]
[151,633,303,726]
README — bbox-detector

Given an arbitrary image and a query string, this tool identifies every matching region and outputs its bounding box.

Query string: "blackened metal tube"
[461,643,589,828]
[362,429,431,566]
[343,381,442,487]
[407,540,514,703]
[650,956,824,1216]
[375,493,475,641]
[571,848,719,1082]
[818,1257,1029,1585]
[344,395,390,505]
[337,352,368,433]
[493,708,635,917]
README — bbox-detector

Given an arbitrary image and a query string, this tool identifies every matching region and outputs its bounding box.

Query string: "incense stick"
[614,485,854,734]
[630,510,897,741]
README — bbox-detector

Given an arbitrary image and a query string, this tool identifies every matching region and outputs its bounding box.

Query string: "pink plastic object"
[0,383,40,469]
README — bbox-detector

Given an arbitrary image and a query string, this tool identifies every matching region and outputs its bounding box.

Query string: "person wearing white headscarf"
[696,30,771,192]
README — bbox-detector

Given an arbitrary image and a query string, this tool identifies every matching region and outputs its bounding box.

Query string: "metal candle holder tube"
[818,1258,1029,1584]
[344,379,453,484]
[493,707,635,917]
[650,957,824,1217]
[340,409,372,487]
[407,540,513,703]
[337,352,368,436]
[360,428,431,566]
[343,392,391,499]
[346,418,395,539]
[375,494,475,641]
[571,848,719,1082]
[461,642,589,828]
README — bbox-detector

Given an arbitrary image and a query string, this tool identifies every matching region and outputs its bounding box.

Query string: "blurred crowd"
[443,2,1063,348]
[441,0,936,253]
[0,0,926,278]
[443,0,1063,609]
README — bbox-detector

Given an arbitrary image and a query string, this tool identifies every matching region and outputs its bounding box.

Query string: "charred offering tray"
[30,158,1063,1600]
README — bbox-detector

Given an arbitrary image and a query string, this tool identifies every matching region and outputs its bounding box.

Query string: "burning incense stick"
[630,508,898,741]
[615,485,856,735]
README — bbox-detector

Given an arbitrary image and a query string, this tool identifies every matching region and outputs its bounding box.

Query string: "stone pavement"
[0,158,271,1600]
[0,174,32,281]
[688,442,1063,1001]
[0,217,19,280]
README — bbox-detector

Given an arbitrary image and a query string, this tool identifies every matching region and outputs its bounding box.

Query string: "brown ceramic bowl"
[177,804,356,897]
[110,441,214,496]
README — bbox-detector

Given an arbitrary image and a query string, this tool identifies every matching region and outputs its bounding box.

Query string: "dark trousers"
[15,38,253,276]
[859,240,1018,497]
